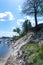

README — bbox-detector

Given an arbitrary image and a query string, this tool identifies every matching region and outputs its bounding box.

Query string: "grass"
[21,40,43,65]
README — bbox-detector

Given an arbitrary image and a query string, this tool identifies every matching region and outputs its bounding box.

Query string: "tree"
[22,0,43,26]
[13,28,21,35]
[22,20,32,33]
[28,21,32,28]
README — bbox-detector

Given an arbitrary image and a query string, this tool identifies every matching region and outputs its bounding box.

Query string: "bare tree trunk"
[35,12,37,26]
[34,8,38,34]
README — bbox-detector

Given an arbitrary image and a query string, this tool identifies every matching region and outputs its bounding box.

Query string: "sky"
[0,0,43,37]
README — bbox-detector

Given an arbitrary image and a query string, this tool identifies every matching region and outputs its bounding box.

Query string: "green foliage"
[21,40,43,65]
[39,45,43,59]
[12,32,26,42]
[22,41,38,53]
[22,0,43,26]
[20,31,26,37]
[13,20,32,41]
[22,20,32,34]
[13,28,21,35]
[12,36,20,42]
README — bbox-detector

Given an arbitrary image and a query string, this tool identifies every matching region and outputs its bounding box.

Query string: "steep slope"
[5,32,33,65]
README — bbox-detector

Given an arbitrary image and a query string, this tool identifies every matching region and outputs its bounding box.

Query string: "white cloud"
[0,31,18,37]
[24,16,34,20]
[12,27,16,31]
[38,20,43,24]
[18,5,22,11]
[0,19,5,21]
[17,17,35,27]
[0,11,14,21]
[24,16,43,26]
[8,0,22,3]
[17,19,25,26]
[16,0,24,3]
[17,16,43,27]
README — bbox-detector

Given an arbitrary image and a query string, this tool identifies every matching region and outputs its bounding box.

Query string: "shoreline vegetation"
[0,0,43,65]
[1,29,43,65]
[0,26,43,65]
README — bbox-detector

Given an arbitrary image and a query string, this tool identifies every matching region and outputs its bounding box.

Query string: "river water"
[0,43,10,58]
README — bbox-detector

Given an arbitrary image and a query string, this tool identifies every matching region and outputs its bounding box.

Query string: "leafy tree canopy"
[22,0,43,26]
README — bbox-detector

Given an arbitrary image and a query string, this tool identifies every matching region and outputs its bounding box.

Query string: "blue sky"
[0,0,43,37]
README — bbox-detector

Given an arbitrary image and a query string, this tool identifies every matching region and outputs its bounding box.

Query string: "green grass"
[21,40,43,65]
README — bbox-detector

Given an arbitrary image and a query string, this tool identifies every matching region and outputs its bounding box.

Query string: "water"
[0,43,10,58]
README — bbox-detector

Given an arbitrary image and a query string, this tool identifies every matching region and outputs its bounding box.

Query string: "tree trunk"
[34,11,37,26]
[34,11,38,35]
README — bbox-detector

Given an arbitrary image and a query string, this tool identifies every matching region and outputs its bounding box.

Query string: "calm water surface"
[0,44,10,58]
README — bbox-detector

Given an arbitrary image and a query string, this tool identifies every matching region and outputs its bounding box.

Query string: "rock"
[4,31,43,65]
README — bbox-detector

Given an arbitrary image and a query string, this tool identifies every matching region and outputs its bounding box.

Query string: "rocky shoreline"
[4,33,32,65]
[0,32,43,65]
